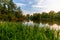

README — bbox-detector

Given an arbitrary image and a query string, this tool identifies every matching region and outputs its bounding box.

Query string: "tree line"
[0,0,60,22]
[29,11,60,23]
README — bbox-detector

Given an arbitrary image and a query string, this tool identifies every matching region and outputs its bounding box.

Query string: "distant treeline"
[29,11,60,22]
[0,0,60,22]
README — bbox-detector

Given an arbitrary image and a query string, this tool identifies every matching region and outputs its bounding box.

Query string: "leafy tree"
[41,12,49,19]
[8,0,16,11]
[0,0,23,21]
[54,11,60,20]
[49,11,55,19]
[32,13,41,21]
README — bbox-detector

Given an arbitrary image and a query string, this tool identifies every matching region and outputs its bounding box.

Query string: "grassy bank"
[0,22,60,40]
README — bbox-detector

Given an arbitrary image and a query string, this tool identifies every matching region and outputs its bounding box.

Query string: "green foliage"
[30,11,60,22]
[0,22,60,40]
[41,12,49,19]
[31,13,41,21]
[0,0,25,22]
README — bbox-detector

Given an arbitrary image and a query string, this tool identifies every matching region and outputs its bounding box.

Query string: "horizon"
[13,0,60,15]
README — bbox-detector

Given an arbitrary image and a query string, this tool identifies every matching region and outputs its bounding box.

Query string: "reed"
[0,22,60,40]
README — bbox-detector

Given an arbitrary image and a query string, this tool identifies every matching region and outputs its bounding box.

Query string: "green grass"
[0,22,60,40]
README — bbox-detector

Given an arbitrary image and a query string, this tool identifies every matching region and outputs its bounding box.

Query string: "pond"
[23,20,60,30]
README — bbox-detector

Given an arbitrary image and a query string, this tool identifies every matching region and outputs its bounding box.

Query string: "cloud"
[35,0,44,4]
[32,0,46,8]
[31,0,60,13]
[15,3,26,7]
[32,5,46,8]
[22,10,33,15]
[29,1,33,4]
[14,0,60,14]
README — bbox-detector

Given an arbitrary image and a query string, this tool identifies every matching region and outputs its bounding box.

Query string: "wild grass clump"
[0,22,60,40]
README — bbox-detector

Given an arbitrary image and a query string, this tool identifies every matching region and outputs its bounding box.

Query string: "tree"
[32,13,41,21]
[8,0,16,11]
[26,14,30,21]
[49,11,55,19]
[41,12,49,19]
[0,0,23,21]
[54,11,60,20]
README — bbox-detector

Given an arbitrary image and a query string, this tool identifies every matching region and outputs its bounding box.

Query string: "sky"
[13,0,60,15]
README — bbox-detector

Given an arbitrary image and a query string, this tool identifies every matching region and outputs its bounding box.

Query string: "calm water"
[23,20,60,30]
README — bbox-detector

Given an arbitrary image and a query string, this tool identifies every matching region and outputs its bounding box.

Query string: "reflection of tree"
[47,20,53,26]
[32,20,60,26]
[54,21,60,25]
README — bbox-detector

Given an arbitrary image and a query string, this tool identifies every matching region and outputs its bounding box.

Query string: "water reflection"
[49,24,60,30]
[39,23,49,27]
[23,21,60,30]
[23,21,34,26]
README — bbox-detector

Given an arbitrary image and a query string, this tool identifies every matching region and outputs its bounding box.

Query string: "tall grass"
[0,22,60,40]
